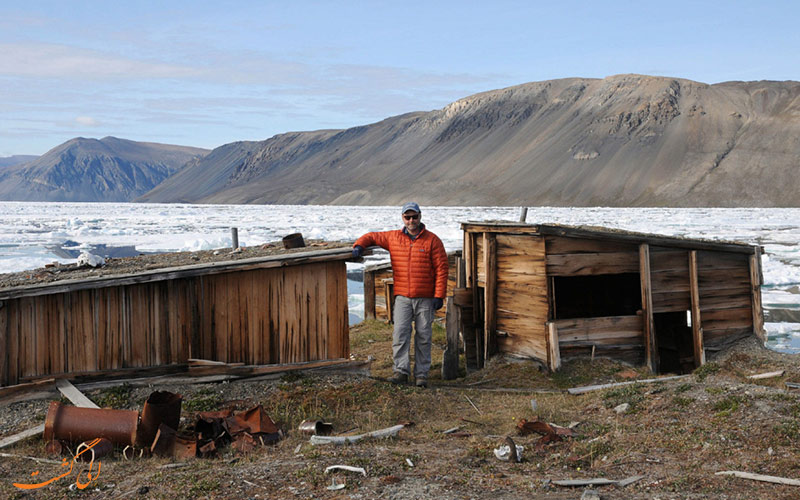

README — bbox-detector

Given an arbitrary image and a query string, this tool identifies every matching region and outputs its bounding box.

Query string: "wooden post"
[639,244,658,373]
[442,297,459,380]
[363,269,376,320]
[750,248,767,343]
[519,207,528,222]
[483,233,497,362]
[0,303,6,386]
[468,232,484,368]
[383,280,394,324]
[231,228,239,249]
[547,322,561,371]
[688,251,705,367]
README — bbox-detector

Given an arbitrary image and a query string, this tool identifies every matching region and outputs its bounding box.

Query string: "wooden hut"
[0,248,352,388]
[362,251,461,322]
[456,222,765,374]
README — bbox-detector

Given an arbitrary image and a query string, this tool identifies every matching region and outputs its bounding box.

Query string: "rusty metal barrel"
[136,391,182,448]
[44,401,139,446]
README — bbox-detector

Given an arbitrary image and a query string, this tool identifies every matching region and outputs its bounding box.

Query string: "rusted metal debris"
[137,391,183,448]
[44,401,139,446]
[192,404,283,456]
[39,390,282,461]
[298,419,334,436]
[76,438,114,461]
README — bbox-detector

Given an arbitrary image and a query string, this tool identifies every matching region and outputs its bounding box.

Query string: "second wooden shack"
[458,222,765,373]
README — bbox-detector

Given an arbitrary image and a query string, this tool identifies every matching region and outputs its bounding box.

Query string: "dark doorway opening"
[654,311,695,374]
[553,273,642,319]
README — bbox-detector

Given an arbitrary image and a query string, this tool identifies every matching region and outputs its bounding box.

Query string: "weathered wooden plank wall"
[494,234,548,362]
[554,315,644,365]
[0,261,349,387]
[697,251,753,347]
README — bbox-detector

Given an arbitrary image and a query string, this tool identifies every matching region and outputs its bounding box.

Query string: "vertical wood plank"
[749,250,766,342]
[442,296,459,380]
[337,262,350,359]
[121,286,131,368]
[7,301,19,385]
[0,303,7,386]
[20,297,35,378]
[639,244,658,373]
[35,297,48,376]
[483,233,497,362]
[364,269,376,320]
[688,251,705,367]
[547,322,561,371]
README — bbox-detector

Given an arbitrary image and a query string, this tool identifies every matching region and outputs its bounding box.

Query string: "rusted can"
[282,233,306,249]
[44,401,139,446]
[298,419,333,436]
[136,391,182,448]
[76,438,114,461]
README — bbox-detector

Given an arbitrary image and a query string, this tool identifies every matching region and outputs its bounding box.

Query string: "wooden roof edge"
[0,247,355,300]
[460,221,759,253]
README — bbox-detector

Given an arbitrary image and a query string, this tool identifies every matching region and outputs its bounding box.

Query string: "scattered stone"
[581,489,601,500]
[614,403,630,414]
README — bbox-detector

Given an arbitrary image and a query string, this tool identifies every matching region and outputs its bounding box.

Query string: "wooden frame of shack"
[455,222,765,373]
[0,248,352,388]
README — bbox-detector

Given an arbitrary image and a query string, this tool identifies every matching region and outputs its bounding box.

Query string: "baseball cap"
[401,201,420,214]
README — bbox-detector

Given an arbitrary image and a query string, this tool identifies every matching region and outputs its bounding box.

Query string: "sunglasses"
[403,214,420,221]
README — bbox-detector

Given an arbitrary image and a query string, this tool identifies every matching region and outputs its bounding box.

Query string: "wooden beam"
[688,250,705,367]
[383,280,394,324]
[363,269,376,320]
[55,378,100,408]
[547,322,561,371]
[567,374,691,394]
[468,232,483,369]
[0,424,45,449]
[460,223,757,254]
[639,244,658,373]
[715,471,800,487]
[442,297,459,380]
[749,249,766,343]
[483,233,497,362]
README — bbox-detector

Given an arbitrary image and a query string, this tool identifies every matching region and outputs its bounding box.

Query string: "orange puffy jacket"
[355,225,449,299]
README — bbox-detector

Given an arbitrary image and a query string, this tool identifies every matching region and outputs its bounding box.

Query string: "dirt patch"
[2,324,800,499]
[0,239,351,289]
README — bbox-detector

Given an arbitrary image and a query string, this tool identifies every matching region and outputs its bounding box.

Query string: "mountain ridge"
[0,137,209,202]
[138,74,800,207]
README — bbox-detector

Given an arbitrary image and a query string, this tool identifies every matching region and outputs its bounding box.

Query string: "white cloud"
[0,43,201,80]
[75,116,99,126]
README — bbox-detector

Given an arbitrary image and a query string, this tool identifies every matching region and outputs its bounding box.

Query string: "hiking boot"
[389,372,408,385]
[415,378,428,388]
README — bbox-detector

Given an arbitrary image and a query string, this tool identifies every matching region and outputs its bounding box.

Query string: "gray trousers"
[392,295,434,380]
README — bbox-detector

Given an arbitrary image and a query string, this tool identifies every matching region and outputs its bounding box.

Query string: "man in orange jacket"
[353,202,449,387]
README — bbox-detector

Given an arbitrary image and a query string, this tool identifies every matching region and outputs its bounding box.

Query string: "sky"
[2,1,799,157]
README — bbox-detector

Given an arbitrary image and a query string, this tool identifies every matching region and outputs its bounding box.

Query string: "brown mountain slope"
[139,74,800,206]
[0,137,209,202]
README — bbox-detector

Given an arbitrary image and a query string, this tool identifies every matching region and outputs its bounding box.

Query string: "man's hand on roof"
[352,245,364,258]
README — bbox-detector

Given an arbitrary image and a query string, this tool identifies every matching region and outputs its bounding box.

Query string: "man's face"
[402,210,421,233]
